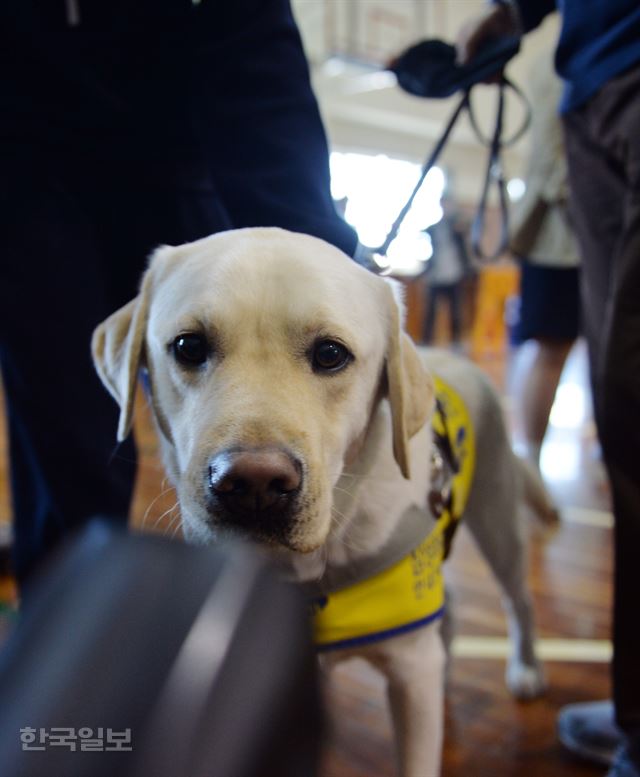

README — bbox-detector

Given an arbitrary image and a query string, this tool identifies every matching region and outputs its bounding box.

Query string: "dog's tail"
[517,456,560,526]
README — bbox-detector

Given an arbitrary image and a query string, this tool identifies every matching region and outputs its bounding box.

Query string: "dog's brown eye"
[312,340,352,373]
[172,333,209,366]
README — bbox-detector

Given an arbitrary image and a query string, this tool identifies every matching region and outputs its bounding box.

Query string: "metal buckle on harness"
[428,399,459,520]
[428,442,453,519]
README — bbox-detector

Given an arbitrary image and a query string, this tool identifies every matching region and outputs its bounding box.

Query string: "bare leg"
[514,337,574,467]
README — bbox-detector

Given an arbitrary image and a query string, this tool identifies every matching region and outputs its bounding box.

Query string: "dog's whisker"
[170,515,184,539]
[334,532,370,554]
[332,484,356,498]
[162,506,182,532]
[329,515,349,538]
[141,486,178,529]
[339,470,406,485]
[331,515,373,553]
[151,498,178,526]
[330,504,349,527]
[150,499,180,531]
[340,473,402,483]
[157,508,182,540]
[329,506,370,553]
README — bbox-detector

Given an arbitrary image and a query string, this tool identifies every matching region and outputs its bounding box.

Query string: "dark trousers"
[0,0,357,585]
[563,63,640,762]
[423,283,463,344]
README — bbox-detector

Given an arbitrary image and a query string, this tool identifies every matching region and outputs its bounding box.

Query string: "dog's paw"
[506,659,546,700]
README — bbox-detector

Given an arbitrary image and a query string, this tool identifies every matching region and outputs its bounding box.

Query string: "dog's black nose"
[208,447,302,517]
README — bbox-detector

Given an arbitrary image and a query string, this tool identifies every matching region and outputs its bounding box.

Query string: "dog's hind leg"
[463,467,546,700]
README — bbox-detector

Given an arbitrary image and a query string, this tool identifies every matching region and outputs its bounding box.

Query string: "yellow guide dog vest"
[313,375,475,652]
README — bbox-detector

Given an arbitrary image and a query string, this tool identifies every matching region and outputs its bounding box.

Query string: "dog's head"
[92,228,433,552]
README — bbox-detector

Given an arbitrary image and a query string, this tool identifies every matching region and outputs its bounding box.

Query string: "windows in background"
[330,151,445,275]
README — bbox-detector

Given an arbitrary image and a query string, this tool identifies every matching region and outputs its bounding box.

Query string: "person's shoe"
[557,700,622,766]
[607,746,640,777]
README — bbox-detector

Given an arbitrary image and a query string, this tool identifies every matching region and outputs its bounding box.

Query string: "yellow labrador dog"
[93,228,552,777]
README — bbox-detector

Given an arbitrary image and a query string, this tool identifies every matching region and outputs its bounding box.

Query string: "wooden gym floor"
[0,339,612,777]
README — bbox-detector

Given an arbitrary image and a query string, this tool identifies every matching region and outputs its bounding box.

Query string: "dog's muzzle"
[206,446,303,541]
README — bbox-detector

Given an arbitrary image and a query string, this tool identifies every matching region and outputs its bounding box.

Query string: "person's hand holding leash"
[456,2,520,75]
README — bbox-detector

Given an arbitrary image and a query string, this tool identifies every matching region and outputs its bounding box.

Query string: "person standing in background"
[457,2,640,775]
[423,193,472,347]
[0,0,359,589]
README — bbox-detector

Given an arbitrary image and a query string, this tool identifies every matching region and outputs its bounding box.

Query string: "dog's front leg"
[374,626,446,777]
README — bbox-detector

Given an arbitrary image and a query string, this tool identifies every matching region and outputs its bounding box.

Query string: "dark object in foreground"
[0,521,321,777]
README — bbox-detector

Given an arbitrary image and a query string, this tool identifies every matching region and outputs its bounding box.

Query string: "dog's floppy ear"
[91,269,153,441]
[92,244,177,441]
[383,282,435,479]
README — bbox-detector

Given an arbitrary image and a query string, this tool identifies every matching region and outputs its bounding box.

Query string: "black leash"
[373,44,531,263]
[375,91,470,257]
[467,77,530,261]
